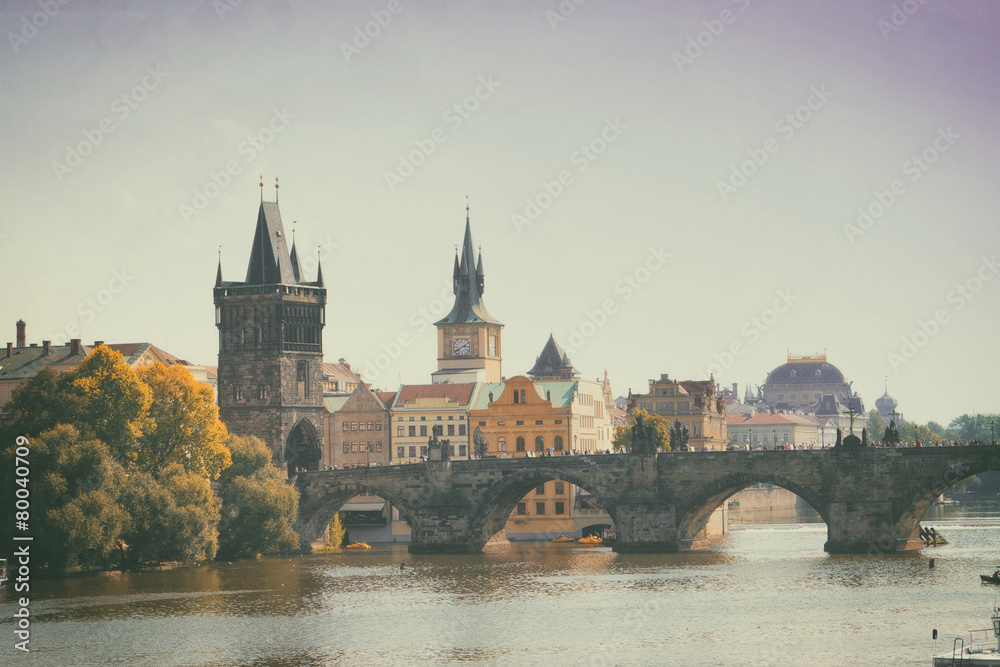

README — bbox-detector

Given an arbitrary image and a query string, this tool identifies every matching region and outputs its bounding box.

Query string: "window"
[555,502,565,515]
[448,415,454,421]
[408,446,417,458]
[376,422,382,431]
[790,370,797,378]
[479,421,486,426]
[296,361,308,397]
[409,416,414,421]
[555,482,564,495]
[513,391,519,404]
[408,426,416,437]
[376,443,382,452]
[360,422,367,431]
[420,446,428,457]
[536,484,546,495]
[420,416,426,421]
[342,422,349,431]
[368,421,374,431]
[397,426,404,437]
[498,421,505,426]
[535,436,544,451]
[555,419,562,424]
[458,445,466,456]
[535,420,543,425]
[351,443,358,453]
[458,425,466,436]
[516,437,525,452]
[447,424,455,436]
[520,389,526,403]
[351,422,357,431]
[437,416,442,421]
[419,425,427,437]
[535,502,545,515]
[554,436,563,451]
[342,444,350,453]
[498,437,506,452]
[397,446,404,458]
[516,502,526,515]
[516,420,524,426]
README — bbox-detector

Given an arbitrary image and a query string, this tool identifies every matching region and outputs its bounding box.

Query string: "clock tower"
[432,206,503,384]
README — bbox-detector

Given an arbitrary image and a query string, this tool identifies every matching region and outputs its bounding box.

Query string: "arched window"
[516,437,525,452]
[513,391,519,404]
[535,436,544,451]
[498,437,506,452]
[520,389,526,403]
[554,436,563,451]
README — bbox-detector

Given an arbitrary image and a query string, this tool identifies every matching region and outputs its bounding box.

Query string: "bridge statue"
[293,446,1000,556]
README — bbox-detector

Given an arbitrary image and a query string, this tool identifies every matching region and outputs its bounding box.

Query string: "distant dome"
[875,391,897,413]
[765,361,845,385]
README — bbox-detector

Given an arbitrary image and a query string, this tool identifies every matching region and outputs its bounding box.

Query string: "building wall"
[630,375,728,450]
[324,386,390,469]
[391,395,472,463]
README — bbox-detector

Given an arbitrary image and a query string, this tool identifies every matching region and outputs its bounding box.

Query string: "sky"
[1,0,998,428]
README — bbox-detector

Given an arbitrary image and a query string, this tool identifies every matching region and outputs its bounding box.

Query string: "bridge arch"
[296,479,417,548]
[677,472,828,546]
[467,465,619,546]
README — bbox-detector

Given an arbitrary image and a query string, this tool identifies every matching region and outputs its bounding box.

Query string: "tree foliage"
[328,513,345,550]
[867,410,886,442]
[136,363,230,479]
[218,436,300,559]
[949,414,1000,443]
[612,409,670,453]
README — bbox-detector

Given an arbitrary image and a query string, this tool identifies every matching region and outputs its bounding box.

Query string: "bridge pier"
[823,501,922,554]
[610,504,681,553]
[405,509,486,554]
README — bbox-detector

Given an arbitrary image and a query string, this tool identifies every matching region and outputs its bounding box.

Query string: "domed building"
[875,381,902,423]
[760,352,864,432]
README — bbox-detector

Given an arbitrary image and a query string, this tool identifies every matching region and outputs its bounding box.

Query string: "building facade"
[727,412,829,449]
[629,374,728,450]
[389,383,476,462]
[214,197,327,473]
[323,381,391,469]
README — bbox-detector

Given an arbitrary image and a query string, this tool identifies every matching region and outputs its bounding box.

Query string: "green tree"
[136,363,231,479]
[926,421,947,437]
[867,410,886,442]
[949,414,1000,443]
[612,409,670,453]
[328,513,345,550]
[218,436,300,559]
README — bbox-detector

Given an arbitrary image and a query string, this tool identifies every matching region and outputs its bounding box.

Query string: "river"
[4,500,1000,666]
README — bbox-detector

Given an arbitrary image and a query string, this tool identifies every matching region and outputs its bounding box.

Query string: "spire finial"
[275,177,279,202]
[259,174,263,201]
[466,194,470,223]
[293,220,296,241]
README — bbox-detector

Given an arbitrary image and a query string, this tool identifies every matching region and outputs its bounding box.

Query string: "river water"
[4,501,1000,666]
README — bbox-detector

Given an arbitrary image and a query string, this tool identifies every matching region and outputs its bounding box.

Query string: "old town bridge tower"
[214,193,326,474]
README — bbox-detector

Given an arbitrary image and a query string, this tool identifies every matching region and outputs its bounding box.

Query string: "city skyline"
[2,0,998,427]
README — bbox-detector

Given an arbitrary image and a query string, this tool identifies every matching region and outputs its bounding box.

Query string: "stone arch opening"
[895,465,1000,548]
[468,467,618,546]
[678,473,828,549]
[285,419,321,476]
[296,479,415,550]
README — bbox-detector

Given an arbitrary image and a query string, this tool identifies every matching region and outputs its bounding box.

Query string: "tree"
[612,409,670,453]
[926,421,947,437]
[867,410,886,443]
[136,363,231,479]
[328,513,345,550]
[218,436,300,559]
[949,414,1000,442]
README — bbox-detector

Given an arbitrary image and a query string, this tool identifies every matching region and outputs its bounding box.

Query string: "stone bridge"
[294,446,1000,554]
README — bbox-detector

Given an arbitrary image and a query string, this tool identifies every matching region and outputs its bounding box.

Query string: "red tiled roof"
[377,391,397,406]
[394,383,476,407]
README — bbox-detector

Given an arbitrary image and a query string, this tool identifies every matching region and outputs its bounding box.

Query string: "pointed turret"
[316,257,324,288]
[289,239,302,283]
[216,258,224,287]
[435,208,501,326]
[527,334,579,380]
[476,250,484,296]
[245,201,297,285]
[452,253,461,294]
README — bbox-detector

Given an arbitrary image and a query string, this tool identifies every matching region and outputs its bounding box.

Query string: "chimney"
[6,342,11,358]
[70,339,81,355]
[42,340,51,356]
[16,320,26,348]
[94,341,104,347]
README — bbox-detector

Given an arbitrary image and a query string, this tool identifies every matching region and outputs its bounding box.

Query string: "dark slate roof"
[289,240,302,283]
[244,201,298,286]
[527,335,578,379]
[435,214,502,326]
[765,361,845,385]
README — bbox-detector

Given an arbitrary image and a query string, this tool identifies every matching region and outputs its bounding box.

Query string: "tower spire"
[216,245,223,287]
[275,177,279,203]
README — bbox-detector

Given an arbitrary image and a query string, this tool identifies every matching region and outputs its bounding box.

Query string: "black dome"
[765,362,845,385]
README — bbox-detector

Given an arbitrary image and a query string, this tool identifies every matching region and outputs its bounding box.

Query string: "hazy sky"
[2,0,998,427]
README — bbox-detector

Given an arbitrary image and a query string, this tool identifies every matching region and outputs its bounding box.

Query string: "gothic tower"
[432,206,503,384]
[214,194,326,473]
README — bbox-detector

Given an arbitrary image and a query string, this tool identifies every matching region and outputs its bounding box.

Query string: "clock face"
[453,337,471,356]
[488,337,496,357]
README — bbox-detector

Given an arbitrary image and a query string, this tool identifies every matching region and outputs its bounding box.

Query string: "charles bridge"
[294,446,1000,554]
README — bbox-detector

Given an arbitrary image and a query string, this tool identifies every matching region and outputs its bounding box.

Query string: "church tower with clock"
[431,207,503,384]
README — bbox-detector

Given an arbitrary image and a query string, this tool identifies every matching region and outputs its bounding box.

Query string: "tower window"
[297,361,308,397]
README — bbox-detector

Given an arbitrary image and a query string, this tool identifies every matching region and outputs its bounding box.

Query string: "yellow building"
[388,383,477,463]
[629,374,728,450]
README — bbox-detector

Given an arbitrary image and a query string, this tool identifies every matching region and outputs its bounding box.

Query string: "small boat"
[577,536,603,544]
[551,536,574,543]
[345,542,371,550]
[933,607,1000,666]
[982,574,1000,585]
